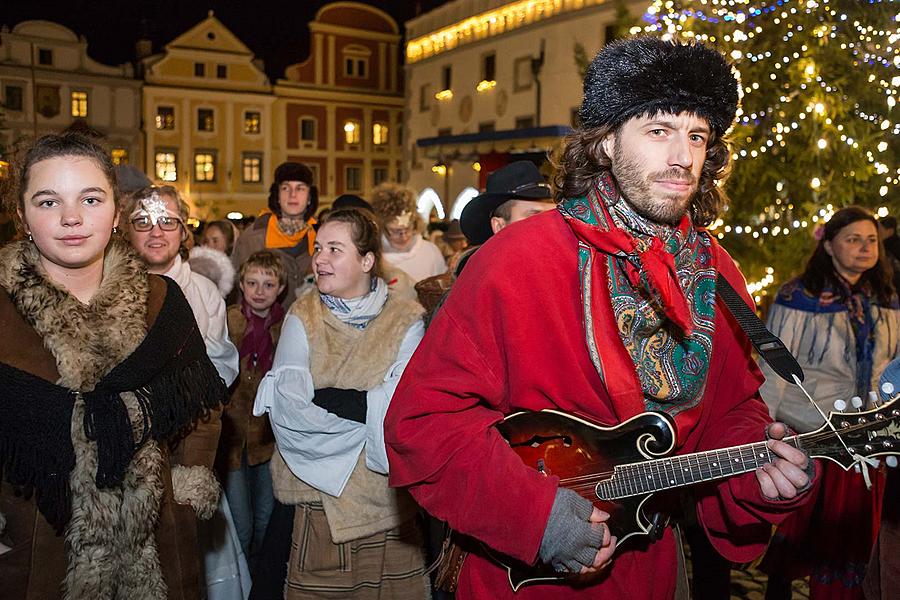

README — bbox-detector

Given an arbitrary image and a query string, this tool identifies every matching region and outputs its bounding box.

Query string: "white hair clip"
[131,191,172,225]
[395,210,412,228]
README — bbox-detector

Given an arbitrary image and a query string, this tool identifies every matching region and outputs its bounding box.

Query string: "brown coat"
[219,305,282,471]
[0,241,222,600]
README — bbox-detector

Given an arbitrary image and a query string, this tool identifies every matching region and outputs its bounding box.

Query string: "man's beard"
[611,144,699,225]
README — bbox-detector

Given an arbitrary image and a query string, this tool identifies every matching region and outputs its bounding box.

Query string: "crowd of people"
[0,36,897,600]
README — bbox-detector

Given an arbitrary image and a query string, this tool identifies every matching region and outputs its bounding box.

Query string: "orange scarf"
[265,215,316,255]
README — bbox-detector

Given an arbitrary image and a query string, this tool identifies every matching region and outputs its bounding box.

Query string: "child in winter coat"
[219,250,286,573]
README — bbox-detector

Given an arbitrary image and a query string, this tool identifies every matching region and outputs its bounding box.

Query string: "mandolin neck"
[594,434,809,500]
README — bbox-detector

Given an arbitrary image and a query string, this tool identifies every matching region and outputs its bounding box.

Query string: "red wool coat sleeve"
[384,212,816,599]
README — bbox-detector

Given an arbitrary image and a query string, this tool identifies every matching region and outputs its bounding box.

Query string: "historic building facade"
[273,2,404,205]
[0,20,142,166]
[141,11,274,219]
[403,0,647,219]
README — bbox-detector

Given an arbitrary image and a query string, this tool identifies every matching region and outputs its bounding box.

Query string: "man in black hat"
[460,161,556,246]
[385,37,815,599]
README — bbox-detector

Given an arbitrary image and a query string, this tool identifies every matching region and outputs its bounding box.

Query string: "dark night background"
[2,1,449,80]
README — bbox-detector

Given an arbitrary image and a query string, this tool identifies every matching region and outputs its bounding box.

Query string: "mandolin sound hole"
[510,435,573,449]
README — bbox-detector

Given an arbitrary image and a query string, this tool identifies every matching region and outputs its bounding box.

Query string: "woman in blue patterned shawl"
[759,206,899,600]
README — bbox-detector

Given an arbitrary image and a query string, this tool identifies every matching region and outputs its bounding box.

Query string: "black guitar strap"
[716,274,805,384]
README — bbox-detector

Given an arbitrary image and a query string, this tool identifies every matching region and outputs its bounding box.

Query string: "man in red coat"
[384,37,817,599]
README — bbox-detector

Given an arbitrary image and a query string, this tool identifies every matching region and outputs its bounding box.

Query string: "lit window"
[194,152,216,182]
[343,120,360,145]
[373,167,388,186]
[244,111,260,134]
[156,106,175,130]
[345,165,362,192]
[155,151,177,182]
[197,108,214,132]
[373,123,389,146]
[299,117,317,142]
[242,153,262,183]
[71,91,88,118]
[111,148,128,165]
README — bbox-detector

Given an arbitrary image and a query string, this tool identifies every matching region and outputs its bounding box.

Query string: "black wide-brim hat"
[580,36,740,136]
[460,160,552,245]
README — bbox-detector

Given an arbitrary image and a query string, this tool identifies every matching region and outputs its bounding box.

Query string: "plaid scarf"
[558,172,717,415]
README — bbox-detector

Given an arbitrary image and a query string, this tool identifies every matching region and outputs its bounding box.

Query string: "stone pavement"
[724,567,809,600]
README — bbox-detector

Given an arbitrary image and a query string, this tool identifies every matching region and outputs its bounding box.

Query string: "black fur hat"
[267,161,318,219]
[579,37,739,136]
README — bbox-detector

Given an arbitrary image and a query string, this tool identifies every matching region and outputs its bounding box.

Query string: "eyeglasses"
[385,226,413,239]
[130,215,183,232]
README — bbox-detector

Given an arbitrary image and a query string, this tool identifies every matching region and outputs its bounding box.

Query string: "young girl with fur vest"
[0,133,227,599]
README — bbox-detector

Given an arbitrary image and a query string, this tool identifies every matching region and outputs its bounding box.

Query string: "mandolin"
[484,387,900,591]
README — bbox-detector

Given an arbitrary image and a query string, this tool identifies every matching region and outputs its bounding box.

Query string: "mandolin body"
[488,410,678,590]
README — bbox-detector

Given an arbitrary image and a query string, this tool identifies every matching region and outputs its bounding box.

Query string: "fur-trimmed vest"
[0,240,223,600]
[270,290,423,543]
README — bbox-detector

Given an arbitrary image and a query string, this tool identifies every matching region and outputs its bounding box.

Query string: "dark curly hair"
[551,123,732,227]
[800,206,895,304]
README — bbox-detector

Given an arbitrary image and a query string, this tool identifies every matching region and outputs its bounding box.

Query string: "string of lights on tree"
[636,0,899,302]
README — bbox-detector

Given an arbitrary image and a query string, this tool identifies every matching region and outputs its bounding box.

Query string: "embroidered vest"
[271,289,423,543]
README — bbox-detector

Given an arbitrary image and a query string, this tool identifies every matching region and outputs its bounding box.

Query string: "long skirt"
[761,461,884,600]
[285,501,430,600]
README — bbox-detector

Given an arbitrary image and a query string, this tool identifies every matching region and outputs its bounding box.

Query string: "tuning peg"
[883,381,896,397]
[887,456,898,468]
[834,399,847,411]
[851,396,864,411]
[869,391,881,408]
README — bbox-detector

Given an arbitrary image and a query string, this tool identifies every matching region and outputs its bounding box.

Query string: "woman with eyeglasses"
[231,162,319,309]
[370,182,447,283]
[0,133,228,599]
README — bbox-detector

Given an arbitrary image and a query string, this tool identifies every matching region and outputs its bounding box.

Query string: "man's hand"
[538,488,617,576]
[755,422,814,501]
[577,506,617,576]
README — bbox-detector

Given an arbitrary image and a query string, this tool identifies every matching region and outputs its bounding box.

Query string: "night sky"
[2,1,449,80]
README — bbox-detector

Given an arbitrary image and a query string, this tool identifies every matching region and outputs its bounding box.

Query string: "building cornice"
[273,83,403,106]
[406,0,610,64]
[308,22,399,44]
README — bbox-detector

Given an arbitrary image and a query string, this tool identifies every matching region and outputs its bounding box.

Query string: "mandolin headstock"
[803,379,900,470]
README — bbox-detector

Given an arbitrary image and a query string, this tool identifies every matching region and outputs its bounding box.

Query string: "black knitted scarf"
[0,278,226,532]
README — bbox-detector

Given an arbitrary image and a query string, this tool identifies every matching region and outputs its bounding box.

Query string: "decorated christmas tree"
[639,0,899,302]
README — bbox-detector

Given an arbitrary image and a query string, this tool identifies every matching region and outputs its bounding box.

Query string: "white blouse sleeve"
[204,290,240,387]
[364,319,426,474]
[253,314,366,497]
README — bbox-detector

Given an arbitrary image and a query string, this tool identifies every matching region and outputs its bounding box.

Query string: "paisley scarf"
[558,172,717,414]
